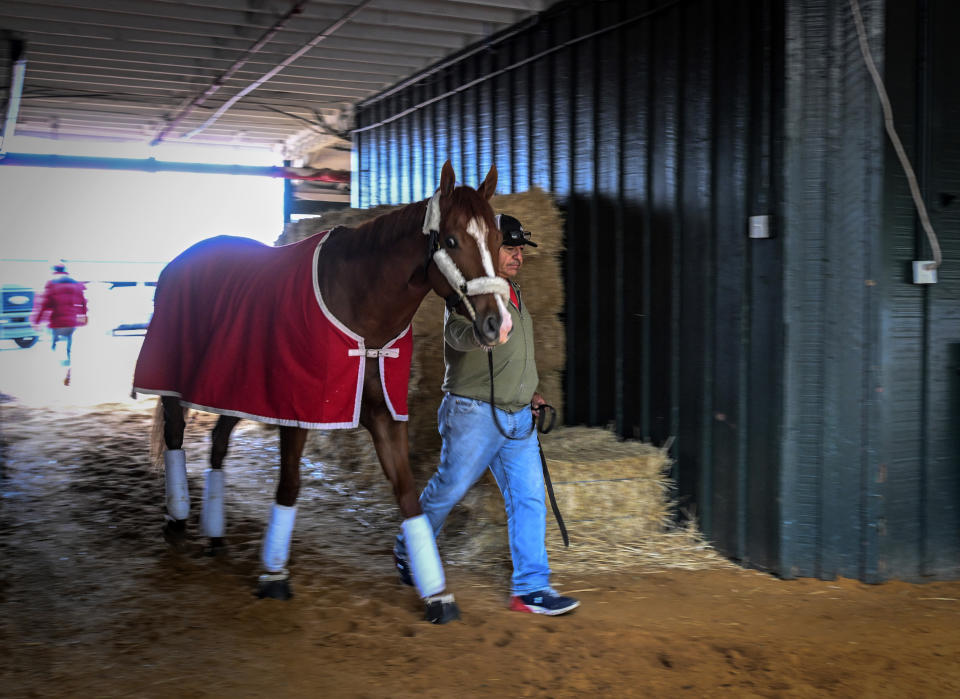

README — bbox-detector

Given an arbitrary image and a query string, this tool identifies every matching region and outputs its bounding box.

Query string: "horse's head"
[423,160,512,347]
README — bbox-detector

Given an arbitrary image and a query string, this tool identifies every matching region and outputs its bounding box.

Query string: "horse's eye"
[445,236,458,249]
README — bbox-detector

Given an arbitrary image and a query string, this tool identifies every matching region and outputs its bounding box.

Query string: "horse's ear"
[439,160,456,196]
[477,163,497,201]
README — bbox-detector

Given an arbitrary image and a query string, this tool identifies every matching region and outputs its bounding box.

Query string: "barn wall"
[779,0,886,581]
[352,0,960,582]
[877,0,960,581]
[780,0,960,583]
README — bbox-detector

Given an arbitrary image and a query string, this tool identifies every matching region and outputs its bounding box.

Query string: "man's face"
[498,244,524,279]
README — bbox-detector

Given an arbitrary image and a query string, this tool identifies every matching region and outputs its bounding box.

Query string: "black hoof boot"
[424,594,460,624]
[256,571,293,600]
[162,517,188,548]
[204,537,228,557]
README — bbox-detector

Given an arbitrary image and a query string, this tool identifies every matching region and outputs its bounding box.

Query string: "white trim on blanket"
[311,233,364,344]
[380,324,411,422]
[312,234,367,428]
[132,388,359,430]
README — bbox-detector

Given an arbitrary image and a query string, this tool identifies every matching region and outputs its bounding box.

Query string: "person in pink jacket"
[32,264,88,366]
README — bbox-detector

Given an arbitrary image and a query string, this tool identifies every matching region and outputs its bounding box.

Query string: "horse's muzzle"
[475,298,512,347]
[477,312,502,346]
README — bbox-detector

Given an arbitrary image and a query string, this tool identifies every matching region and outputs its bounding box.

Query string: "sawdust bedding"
[3,399,960,698]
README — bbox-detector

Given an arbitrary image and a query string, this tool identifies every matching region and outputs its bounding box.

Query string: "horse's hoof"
[162,518,188,548]
[424,593,460,624]
[255,571,293,600]
[204,537,228,557]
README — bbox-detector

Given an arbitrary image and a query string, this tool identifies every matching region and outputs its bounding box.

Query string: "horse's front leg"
[256,425,306,600]
[360,369,460,624]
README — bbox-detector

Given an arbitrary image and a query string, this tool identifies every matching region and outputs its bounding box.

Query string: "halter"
[422,190,510,323]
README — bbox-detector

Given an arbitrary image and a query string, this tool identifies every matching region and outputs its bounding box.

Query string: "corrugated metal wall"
[780,0,886,581]
[780,0,959,583]
[353,0,960,582]
[877,0,960,580]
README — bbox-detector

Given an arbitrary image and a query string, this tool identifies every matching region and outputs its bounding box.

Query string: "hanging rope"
[848,0,941,270]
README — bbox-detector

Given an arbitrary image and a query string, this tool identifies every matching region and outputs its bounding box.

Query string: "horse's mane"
[325,185,496,257]
[324,200,424,256]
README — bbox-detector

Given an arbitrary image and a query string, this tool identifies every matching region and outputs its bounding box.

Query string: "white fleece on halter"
[422,190,442,236]
[432,249,510,300]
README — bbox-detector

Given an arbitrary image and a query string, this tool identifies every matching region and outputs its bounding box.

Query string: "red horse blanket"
[133,231,412,429]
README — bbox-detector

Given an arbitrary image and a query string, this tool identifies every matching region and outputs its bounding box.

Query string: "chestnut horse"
[134,162,509,623]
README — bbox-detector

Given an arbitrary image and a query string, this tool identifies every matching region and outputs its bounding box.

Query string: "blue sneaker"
[509,589,580,616]
[394,554,414,587]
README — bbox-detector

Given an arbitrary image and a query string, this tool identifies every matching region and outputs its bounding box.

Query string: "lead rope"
[487,350,569,546]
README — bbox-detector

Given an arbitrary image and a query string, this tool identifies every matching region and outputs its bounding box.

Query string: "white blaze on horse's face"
[465,217,512,344]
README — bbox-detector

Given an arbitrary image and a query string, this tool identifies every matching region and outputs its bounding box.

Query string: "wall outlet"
[748,215,770,239]
[912,260,938,284]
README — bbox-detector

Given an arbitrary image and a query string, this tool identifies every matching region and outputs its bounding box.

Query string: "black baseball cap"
[495,213,537,247]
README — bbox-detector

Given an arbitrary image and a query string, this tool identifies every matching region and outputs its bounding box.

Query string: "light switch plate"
[912,260,937,284]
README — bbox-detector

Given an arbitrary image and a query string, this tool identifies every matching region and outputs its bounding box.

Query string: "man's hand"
[530,392,547,419]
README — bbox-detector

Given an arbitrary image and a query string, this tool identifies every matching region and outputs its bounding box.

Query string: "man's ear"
[477,163,497,200]
[440,160,456,196]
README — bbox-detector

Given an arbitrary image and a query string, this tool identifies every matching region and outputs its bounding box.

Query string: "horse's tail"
[149,397,166,471]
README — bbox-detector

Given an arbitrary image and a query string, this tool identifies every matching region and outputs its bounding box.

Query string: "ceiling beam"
[0,3,493,49]
[25,44,419,79]
[26,57,402,90]
[25,72,375,100]
[0,17,451,60]
[446,0,547,10]
[17,0,513,37]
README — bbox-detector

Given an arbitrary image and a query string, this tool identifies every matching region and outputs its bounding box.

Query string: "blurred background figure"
[32,263,88,374]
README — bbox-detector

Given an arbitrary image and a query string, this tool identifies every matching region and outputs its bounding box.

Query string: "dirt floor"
[3,337,960,698]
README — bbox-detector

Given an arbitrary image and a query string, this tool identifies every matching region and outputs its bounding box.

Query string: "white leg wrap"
[261,504,296,573]
[164,449,190,520]
[402,514,445,599]
[201,469,226,538]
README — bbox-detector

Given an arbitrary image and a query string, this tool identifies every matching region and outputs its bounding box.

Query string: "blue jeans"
[396,392,551,595]
[51,327,75,364]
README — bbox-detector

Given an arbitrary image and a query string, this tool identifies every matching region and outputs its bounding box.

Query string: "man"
[395,214,579,616]
[32,263,88,367]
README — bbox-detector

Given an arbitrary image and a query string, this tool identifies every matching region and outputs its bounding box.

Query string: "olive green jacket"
[441,281,538,412]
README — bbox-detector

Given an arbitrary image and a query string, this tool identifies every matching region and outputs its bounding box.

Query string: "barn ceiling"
[0,0,546,160]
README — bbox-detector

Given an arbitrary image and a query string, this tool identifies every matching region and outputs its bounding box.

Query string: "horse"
[133,161,511,623]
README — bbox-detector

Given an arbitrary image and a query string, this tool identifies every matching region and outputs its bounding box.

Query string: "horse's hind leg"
[202,415,239,555]
[256,425,307,600]
[161,396,189,545]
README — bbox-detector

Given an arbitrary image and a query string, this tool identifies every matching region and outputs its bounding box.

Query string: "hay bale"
[446,427,671,551]
[442,426,727,576]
